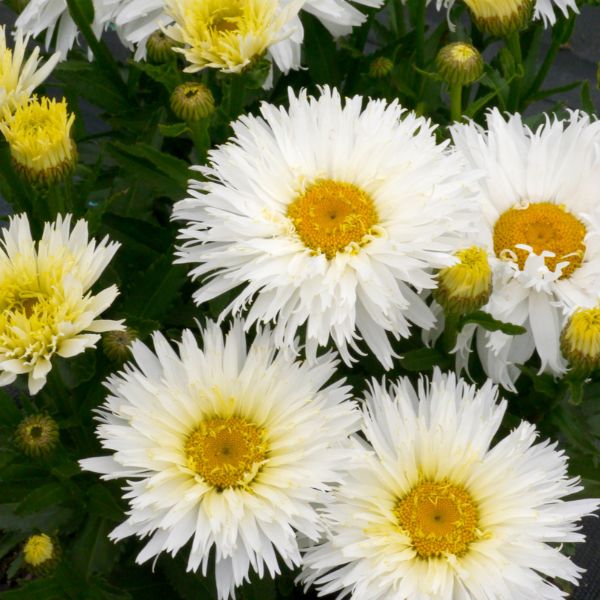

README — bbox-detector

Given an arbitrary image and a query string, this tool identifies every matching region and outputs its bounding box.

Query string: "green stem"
[524,38,560,100]
[65,0,127,96]
[225,74,246,120]
[450,84,463,122]
[188,119,211,164]
[506,31,523,111]
[442,312,460,354]
[389,0,406,37]
[415,0,426,69]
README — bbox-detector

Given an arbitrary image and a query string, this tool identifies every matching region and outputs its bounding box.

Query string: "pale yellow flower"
[0,214,122,395]
[23,534,54,567]
[0,26,59,116]
[164,0,303,73]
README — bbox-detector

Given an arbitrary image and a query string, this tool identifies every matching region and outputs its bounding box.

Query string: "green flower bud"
[146,30,177,64]
[170,82,215,122]
[436,42,484,86]
[561,307,600,376]
[15,414,59,458]
[465,0,534,37]
[369,57,394,79]
[102,328,138,364]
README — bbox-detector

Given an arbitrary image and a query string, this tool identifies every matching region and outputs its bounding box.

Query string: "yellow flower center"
[23,534,54,567]
[450,43,478,62]
[185,416,268,490]
[287,180,380,259]
[395,480,479,558]
[493,202,586,279]
[210,5,244,33]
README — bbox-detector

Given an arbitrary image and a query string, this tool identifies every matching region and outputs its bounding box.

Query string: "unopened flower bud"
[464,0,534,37]
[146,30,177,64]
[103,328,138,363]
[15,413,59,458]
[434,247,492,315]
[369,57,393,79]
[170,82,215,122]
[436,42,484,86]
[561,307,600,375]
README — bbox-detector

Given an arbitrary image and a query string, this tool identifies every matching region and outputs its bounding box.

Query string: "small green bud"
[15,414,59,458]
[146,30,177,64]
[369,57,394,79]
[436,42,484,86]
[170,82,215,122]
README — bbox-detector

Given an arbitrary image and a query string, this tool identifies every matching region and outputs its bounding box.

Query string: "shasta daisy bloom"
[0,26,59,116]
[434,0,577,32]
[80,320,358,600]
[444,109,600,390]
[163,0,305,74]
[0,214,122,395]
[173,87,477,369]
[302,370,599,600]
[0,96,76,185]
[15,0,117,59]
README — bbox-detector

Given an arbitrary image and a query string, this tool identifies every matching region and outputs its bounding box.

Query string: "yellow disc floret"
[493,202,586,279]
[288,180,380,259]
[185,416,268,489]
[436,246,492,314]
[0,96,76,185]
[164,0,299,73]
[561,307,600,373]
[23,534,55,567]
[395,479,480,558]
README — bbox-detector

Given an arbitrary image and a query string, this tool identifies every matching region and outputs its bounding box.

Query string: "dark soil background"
[0,3,598,598]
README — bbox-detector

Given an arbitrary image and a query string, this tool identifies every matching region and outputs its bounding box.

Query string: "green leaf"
[398,347,449,372]
[0,389,22,425]
[55,61,129,114]
[102,213,172,255]
[0,503,72,532]
[119,254,187,321]
[301,13,340,84]
[458,311,526,336]
[87,484,125,522]
[16,482,69,516]
[580,80,596,114]
[159,122,191,138]
[159,555,214,600]
[129,60,182,92]
[1,578,63,599]
[107,141,190,197]
[55,349,97,390]
[72,516,121,578]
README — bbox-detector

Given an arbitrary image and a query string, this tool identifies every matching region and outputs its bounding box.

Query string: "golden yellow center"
[493,202,586,279]
[185,416,267,490]
[287,180,379,259]
[394,480,479,558]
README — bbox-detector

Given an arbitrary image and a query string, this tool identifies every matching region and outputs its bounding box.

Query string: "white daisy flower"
[0,214,122,395]
[173,87,478,369]
[0,26,60,115]
[434,0,577,31]
[443,109,600,390]
[302,369,599,600]
[15,0,117,58]
[80,319,358,600]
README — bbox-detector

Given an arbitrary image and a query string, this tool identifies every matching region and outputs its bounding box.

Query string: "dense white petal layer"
[448,110,600,388]
[174,87,479,369]
[81,319,358,600]
[301,370,599,600]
